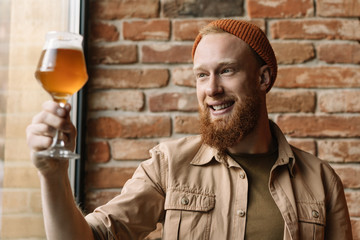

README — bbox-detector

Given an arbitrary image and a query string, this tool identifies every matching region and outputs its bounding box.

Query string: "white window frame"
[68,0,82,196]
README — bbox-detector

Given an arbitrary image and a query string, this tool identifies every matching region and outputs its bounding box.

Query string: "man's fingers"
[63,103,72,112]
[26,123,56,150]
[27,134,53,151]
[28,123,56,137]
[42,100,69,116]
[26,101,76,154]
[31,109,71,132]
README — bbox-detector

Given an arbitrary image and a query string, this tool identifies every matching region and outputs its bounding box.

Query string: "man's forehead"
[195,33,253,55]
[193,33,255,66]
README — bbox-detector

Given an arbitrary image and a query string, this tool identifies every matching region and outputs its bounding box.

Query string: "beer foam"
[43,32,83,50]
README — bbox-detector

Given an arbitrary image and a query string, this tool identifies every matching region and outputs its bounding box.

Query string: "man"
[26,19,353,239]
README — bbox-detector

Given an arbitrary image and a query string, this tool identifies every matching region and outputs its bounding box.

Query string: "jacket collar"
[190,120,296,175]
[270,120,296,177]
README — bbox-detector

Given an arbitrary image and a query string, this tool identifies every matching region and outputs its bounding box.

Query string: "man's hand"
[26,100,77,176]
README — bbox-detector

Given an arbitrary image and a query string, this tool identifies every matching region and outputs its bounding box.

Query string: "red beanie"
[192,19,277,92]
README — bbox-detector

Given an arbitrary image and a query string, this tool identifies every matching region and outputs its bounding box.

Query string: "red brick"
[89,68,169,89]
[162,0,244,18]
[317,140,360,163]
[276,115,360,138]
[275,66,360,88]
[247,0,314,18]
[88,90,144,111]
[172,67,196,87]
[332,165,360,188]
[123,19,170,41]
[111,139,158,160]
[85,191,119,212]
[87,141,110,163]
[86,167,136,189]
[174,115,200,134]
[271,42,315,64]
[89,45,137,64]
[351,218,360,240]
[270,19,360,40]
[318,42,360,64]
[87,116,171,138]
[317,0,360,17]
[319,90,360,113]
[267,90,315,113]
[90,0,159,20]
[89,21,119,42]
[173,19,213,41]
[345,191,360,217]
[141,44,193,63]
[287,139,316,156]
[149,92,198,112]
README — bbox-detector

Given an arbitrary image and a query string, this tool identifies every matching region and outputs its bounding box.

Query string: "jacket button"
[237,209,246,217]
[312,210,319,218]
[181,197,189,205]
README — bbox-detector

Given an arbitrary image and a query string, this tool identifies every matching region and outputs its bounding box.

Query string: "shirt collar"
[190,120,296,175]
[190,143,218,166]
[270,120,296,176]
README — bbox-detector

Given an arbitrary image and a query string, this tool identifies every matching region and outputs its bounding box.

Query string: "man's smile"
[207,100,235,115]
[211,101,234,111]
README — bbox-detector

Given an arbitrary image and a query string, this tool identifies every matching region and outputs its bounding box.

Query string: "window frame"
[68,0,88,205]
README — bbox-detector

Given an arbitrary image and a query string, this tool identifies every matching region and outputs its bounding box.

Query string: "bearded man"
[26,19,352,240]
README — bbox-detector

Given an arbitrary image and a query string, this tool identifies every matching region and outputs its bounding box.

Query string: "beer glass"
[35,31,88,159]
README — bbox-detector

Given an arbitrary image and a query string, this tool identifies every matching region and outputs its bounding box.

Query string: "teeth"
[212,103,232,111]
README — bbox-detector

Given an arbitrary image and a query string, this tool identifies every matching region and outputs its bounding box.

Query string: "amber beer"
[34,31,88,159]
[35,47,88,102]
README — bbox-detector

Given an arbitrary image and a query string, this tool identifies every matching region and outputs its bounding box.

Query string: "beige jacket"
[86,122,352,240]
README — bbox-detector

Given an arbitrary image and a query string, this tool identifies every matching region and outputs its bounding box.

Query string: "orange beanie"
[192,19,277,92]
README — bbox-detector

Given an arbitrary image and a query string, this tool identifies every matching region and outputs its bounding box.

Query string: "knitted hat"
[192,19,277,92]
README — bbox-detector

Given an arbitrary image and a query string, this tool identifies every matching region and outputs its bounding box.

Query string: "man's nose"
[205,74,223,97]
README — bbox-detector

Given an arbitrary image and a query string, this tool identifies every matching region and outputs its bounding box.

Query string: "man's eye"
[221,68,232,74]
[198,73,206,78]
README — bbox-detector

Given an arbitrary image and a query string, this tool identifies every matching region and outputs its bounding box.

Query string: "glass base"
[36,147,80,160]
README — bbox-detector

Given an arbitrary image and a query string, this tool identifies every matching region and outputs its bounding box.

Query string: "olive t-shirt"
[229,148,284,240]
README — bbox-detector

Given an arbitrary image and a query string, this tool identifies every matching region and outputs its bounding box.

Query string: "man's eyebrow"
[218,60,237,67]
[193,59,237,71]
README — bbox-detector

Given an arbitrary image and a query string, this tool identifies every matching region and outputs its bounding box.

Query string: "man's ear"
[259,65,271,92]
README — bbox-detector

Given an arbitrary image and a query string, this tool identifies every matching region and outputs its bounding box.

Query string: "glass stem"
[51,101,67,149]
[51,130,66,148]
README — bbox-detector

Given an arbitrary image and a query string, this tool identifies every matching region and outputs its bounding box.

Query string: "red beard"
[199,94,261,154]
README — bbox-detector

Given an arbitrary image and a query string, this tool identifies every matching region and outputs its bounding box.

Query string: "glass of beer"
[35,31,88,159]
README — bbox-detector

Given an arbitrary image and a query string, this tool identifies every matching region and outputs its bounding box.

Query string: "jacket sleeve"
[324,172,353,240]
[85,148,167,240]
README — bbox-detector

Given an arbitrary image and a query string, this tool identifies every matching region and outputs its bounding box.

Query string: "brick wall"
[85,0,360,238]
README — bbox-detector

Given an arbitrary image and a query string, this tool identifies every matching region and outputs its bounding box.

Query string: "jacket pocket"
[162,188,215,240]
[297,201,326,240]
